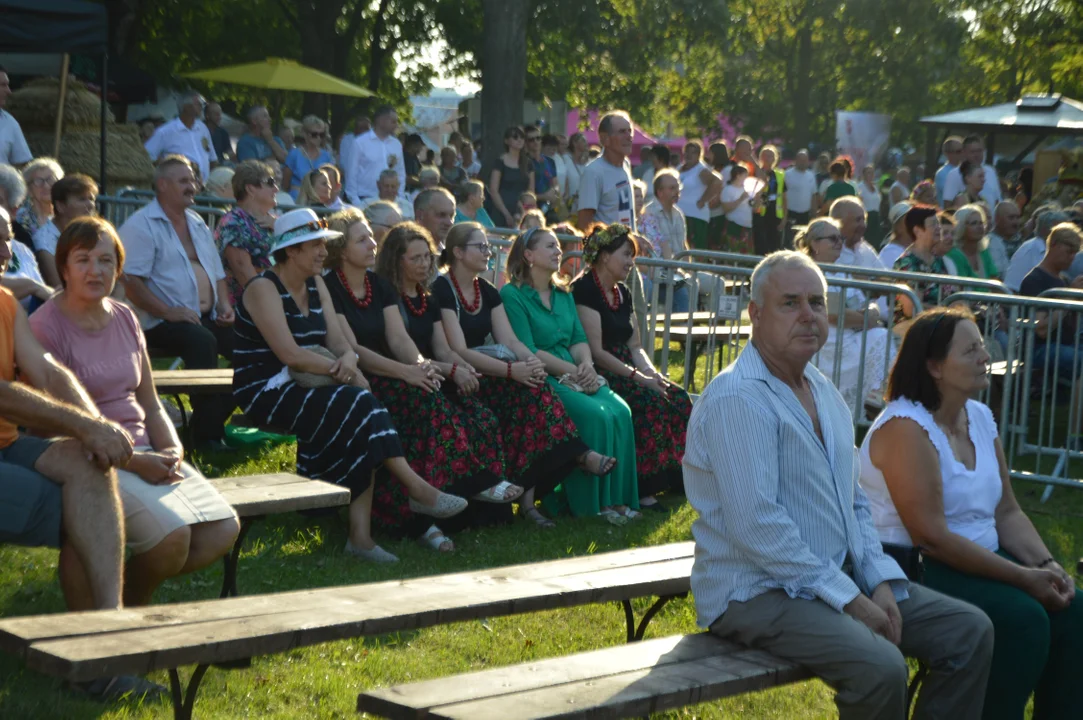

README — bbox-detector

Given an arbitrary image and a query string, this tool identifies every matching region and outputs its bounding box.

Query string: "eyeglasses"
[525,136,540,142]
[30,177,56,187]
[465,242,493,254]
[258,177,279,188]
[308,131,325,138]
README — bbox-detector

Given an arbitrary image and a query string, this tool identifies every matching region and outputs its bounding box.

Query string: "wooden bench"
[207,473,350,598]
[153,369,235,433]
[0,543,694,720]
[359,632,812,719]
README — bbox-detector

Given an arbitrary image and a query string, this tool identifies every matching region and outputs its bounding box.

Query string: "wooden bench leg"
[220,517,256,599]
[168,664,210,720]
[171,394,188,436]
[620,593,687,643]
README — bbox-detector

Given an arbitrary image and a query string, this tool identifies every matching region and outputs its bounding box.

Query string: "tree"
[478,0,530,168]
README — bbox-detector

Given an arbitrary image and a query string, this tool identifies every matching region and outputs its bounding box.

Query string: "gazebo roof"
[920,95,1083,135]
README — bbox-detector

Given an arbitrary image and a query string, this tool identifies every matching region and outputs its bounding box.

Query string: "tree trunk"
[480,0,529,169]
[791,22,814,150]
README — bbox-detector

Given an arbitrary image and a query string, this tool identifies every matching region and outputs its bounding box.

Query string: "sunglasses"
[258,177,279,188]
[813,234,844,244]
[525,136,540,142]
[308,131,325,138]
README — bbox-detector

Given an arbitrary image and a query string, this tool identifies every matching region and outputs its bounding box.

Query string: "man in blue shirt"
[684,251,994,719]
[524,126,559,212]
[235,106,286,164]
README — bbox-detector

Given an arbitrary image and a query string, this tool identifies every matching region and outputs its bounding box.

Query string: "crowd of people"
[2,68,1083,714]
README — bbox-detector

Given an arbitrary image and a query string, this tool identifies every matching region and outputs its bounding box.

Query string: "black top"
[485,160,531,220]
[325,270,397,357]
[572,273,634,348]
[233,271,325,404]
[1019,266,1075,338]
[432,275,503,348]
[399,288,441,359]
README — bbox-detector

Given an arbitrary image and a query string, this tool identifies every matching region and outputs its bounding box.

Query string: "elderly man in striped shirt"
[684,251,994,719]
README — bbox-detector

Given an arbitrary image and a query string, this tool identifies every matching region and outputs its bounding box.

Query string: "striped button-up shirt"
[684,343,907,627]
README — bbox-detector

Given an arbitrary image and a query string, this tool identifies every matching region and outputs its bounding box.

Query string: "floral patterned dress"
[572,273,692,497]
[893,250,954,322]
[216,207,273,306]
[433,274,590,500]
[325,270,509,535]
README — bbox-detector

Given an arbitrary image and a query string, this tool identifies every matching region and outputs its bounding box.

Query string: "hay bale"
[7,77,115,131]
[25,124,154,189]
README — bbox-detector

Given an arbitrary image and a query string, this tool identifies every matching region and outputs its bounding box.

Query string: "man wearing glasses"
[144,91,217,188]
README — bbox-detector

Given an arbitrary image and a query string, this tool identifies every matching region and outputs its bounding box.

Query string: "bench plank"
[210,482,350,517]
[359,634,810,720]
[25,562,692,680]
[153,369,233,395]
[205,473,312,490]
[0,544,693,647]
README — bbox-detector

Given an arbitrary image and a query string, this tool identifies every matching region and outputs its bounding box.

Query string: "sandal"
[578,451,617,477]
[474,481,524,504]
[418,525,454,552]
[599,508,629,526]
[520,506,556,529]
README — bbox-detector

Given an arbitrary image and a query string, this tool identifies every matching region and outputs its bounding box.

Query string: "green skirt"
[541,379,639,516]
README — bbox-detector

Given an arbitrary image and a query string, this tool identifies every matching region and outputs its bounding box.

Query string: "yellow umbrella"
[182,57,374,97]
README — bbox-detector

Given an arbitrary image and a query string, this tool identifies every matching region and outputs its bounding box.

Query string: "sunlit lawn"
[0,345,1076,718]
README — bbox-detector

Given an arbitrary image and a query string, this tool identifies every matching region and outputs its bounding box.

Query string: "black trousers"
[145,314,235,443]
[753,204,783,255]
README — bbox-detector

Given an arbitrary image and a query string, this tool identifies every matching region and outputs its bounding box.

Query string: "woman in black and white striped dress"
[233,209,467,563]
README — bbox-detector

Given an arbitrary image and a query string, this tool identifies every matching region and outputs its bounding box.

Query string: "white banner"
[835,111,891,172]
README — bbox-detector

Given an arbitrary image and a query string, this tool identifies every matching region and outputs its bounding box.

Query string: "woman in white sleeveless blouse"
[859,307,1083,720]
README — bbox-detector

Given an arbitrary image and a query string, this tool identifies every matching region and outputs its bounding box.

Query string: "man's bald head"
[829,197,867,247]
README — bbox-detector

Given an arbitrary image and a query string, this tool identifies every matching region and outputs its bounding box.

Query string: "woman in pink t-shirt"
[29,217,239,606]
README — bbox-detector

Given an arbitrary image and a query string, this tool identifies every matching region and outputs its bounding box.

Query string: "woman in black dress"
[434,222,617,528]
[232,209,467,563]
[328,216,519,550]
[573,223,693,509]
[485,126,535,228]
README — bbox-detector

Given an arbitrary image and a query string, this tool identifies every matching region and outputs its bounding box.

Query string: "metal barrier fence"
[98,195,228,238]
[942,290,1083,499]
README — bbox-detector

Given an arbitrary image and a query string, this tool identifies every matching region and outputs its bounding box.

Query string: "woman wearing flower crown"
[433,221,619,528]
[233,208,469,564]
[500,226,639,522]
[368,220,523,546]
[323,211,519,551]
[573,224,692,510]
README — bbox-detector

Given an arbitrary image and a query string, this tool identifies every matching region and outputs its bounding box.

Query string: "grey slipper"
[344,541,399,563]
[409,492,468,519]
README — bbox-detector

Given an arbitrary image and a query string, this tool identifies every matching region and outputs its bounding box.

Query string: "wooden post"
[53,54,71,159]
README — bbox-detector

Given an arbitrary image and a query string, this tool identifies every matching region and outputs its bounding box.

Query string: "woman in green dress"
[500,227,640,522]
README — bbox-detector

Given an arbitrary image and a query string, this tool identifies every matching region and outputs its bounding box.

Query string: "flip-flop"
[474,481,524,504]
[520,506,556,529]
[579,451,617,477]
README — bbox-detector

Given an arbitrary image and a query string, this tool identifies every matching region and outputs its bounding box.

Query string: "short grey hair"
[750,250,827,306]
[377,169,398,183]
[22,157,64,185]
[246,105,268,124]
[652,167,679,196]
[363,200,402,229]
[828,196,865,220]
[953,204,989,251]
[414,187,454,216]
[1038,211,1071,240]
[0,164,28,210]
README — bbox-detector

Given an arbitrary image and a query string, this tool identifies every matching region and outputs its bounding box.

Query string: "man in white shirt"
[144,92,217,187]
[986,201,1022,274]
[934,136,963,208]
[337,116,370,188]
[942,135,1002,209]
[119,156,234,448]
[784,149,817,245]
[346,105,405,205]
[1005,210,1071,292]
[831,196,889,316]
[686,251,993,720]
[0,66,32,167]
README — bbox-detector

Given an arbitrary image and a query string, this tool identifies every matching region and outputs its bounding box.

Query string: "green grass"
[0,348,1076,718]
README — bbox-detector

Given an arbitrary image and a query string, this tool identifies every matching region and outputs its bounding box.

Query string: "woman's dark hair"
[829,161,847,179]
[903,204,938,239]
[375,221,437,292]
[959,160,981,183]
[502,125,533,174]
[729,164,748,182]
[272,248,289,264]
[887,306,977,410]
[708,142,729,168]
[55,216,125,289]
[585,225,639,268]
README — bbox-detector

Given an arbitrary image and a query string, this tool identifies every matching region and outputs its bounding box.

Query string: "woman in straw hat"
[232,208,467,562]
